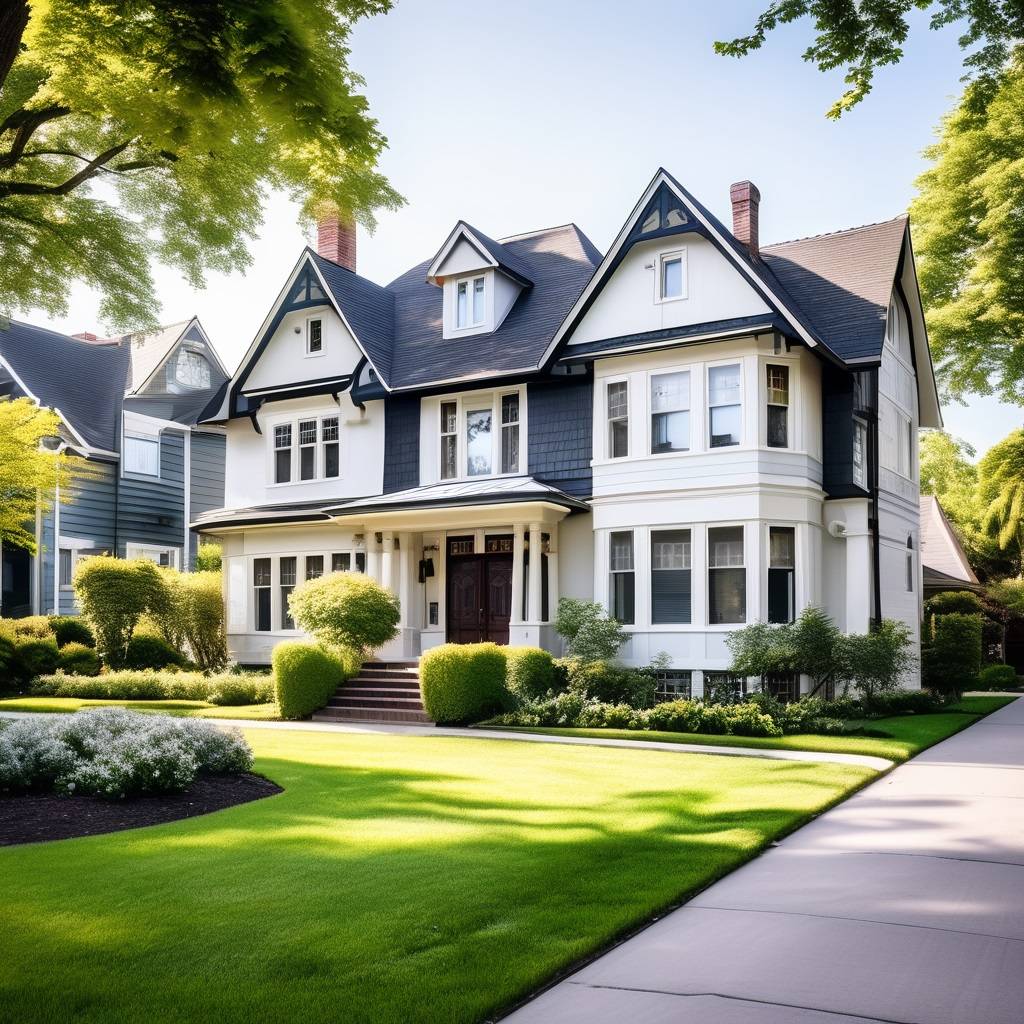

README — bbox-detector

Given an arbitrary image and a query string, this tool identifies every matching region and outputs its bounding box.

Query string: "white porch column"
[398,532,415,627]
[381,530,395,594]
[546,523,559,624]
[366,533,381,584]
[527,522,542,623]
[510,524,525,626]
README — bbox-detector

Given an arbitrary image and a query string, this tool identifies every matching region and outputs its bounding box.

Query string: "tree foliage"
[979,429,1024,553]
[0,0,402,329]
[147,568,229,671]
[715,1,1024,118]
[554,598,628,663]
[0,397,72,551]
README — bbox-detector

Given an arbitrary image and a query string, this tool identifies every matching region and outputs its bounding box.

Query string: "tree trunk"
[0,0,29,94]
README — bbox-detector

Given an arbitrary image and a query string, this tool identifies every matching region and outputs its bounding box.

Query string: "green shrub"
[47,616,95,648]
[725,702,783,737]
[419,643,509,725]
[10,616,53,639]
[924,590,985,618]
[57,643,101,676]
[123,633,185,671]
[32,670,274,704]
[505,646,556,702]
[863,689,943,715]
[195,542,223,572]
[72,556,165,666]
[554,598,627,662]
[923,612,982,699]
[289,572,400,655]
[147,568,228,671]
[273,641,347,720]
[978,663,1019,690]
[647,699,702,732]
[207,675,276,706]
[567,659,658,709]
[14,635,59,679]
[0,624,15,691]
[847,619,916,703]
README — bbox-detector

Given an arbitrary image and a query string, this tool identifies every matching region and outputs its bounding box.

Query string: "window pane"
[332,552,351,573]
[709,527,744,567]
[501,393,519,425]
[466,409,492,476]
[308,319,322,353]
[709,365,741,406]
[651,372,688,413]
[322,417,339,441]
[652,530,691,569]
[441,434,458,480]
[610,419,629,458]
[652,410,689,453]
[355,552,366,573]
[767,404,788,448]
[607,381,628,419]
[853,420,867,487]
[253,559,272,587]
[324,443,339,478]
[59,549,72,587]
[610,571,635,625]
[275,448,291,484]
[710,404,741,448]
[610,531,634,571]
[457,281,468,327]
[254,557,271,632]
[473,277,485,323]
[125,435,160,476]
[441,401,457,434]
[661,256,683,298]
[274,424,291,449]
[769,527,794,568]
[279,557,296,586]
[766,365,789,404]
[768,527,795,624]
[709,567,745,624]
[299,420,317,445]
[305,555,324,580]
[652,529,691,624]
[280,557,296,630]
[300,445,316,480]
[501,423,519,474]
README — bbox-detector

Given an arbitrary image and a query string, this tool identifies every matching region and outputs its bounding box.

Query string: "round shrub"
[288,572,400,655]
[978,663,1018,690]
[420,643,509,725]
[273,641,346,719]
[692,703,731,735]
[47,616,95,649]
[924,590,985,618]
[647,699,702,733]
[724,702,783,737]
[567,660,657,709]
[57,642,102,676]
[505,646,556,701]
[11,616,53,639]
[123,633,184,671]
[14,635,59,679]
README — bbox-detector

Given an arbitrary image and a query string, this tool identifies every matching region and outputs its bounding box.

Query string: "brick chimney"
[729,181,760,258]
[317,213,357,272]
[71,331,98,342]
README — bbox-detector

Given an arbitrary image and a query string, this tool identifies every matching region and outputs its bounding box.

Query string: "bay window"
[766,365,789,449]
[651,372,689,453]
[274,425,292,484]
[651,529,691,624]
[254,558,271,632]
[768,527,795,624]
[708,364,742,447]
[607,381,629,458]
[280,557,296,629]
[609,531,635,625]
[708,526,745,624]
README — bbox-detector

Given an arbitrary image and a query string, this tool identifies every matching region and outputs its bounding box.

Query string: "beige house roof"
[919,495,979,587]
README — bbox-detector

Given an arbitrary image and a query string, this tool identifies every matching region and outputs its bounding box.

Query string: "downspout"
[870,368,882,630]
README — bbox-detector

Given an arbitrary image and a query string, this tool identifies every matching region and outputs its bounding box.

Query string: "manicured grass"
[0,696,280,720]
[1,728,874,1024]
[494,695,1016,765]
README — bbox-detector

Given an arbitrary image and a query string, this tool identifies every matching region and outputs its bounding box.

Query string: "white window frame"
[707,523,746,626]
[455,275,487,330]
[126,542,180,569]
[766,524,796,624]
[649,370,691,455]
[765,363,790,450]
[608,530,636,625]
[305,316,325,357]
[123,433,161,478]
[268,413,343,486]
[707,362,743,449]
[606,378,629,459]
[906,536,915,593]
[655,248,687,304]
[433,388,526,483]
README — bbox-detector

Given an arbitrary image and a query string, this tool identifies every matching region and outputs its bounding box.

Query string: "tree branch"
[0,140,134,197]
[0,106,73,169]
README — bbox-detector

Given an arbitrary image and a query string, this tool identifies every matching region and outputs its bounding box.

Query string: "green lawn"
[1,728,876,1024]
[492,695,1015,764]
[0,696,280,719]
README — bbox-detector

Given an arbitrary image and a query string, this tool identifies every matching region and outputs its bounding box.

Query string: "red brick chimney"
[317,213,357,272]
[71,331,98,342]
[730,181,760,258]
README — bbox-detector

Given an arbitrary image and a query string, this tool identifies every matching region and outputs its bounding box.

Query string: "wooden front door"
[446,537,514,645]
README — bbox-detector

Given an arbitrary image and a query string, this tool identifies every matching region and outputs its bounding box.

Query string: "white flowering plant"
[0,709,253,799]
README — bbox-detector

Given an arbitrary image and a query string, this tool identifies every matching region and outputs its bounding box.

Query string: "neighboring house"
[196,170,941,693]
[0,317,228,617]
[919,494,981,599]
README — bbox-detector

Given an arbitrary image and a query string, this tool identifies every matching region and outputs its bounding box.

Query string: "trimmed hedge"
[505,646,556,701]
[32,670,275,705]
[273,641,350,720]
[57,643,102,677]
[923,612,982,698]
[978,663,1019,690]
[420,642,509,725]
[123,634,185,671]
[47,616,95,649]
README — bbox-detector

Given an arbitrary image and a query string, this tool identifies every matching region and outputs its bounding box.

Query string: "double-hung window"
[768,527,795,624]
[124,434,160,476]
[440,402,458,480]
[651,529,691,624]
[650,372,689,453]
[709,365,742,448]
[466,407,493,476]
[332,552,351,573]
[609,531,635,625]
[274,425,292,484]
[59,549,73,587]
[254,558,272,632]
[766,365,789,449]
[305,555,324,581]
[852,417,867,488]
[280,557,296,629]
[322,416,340,478]
[299,420,317,481]
[657,250,686,301]
[607,381,629,459]
[708,526,745,624]
[456,276,486,329]
[501,394,520,474]
[306,317,323,355]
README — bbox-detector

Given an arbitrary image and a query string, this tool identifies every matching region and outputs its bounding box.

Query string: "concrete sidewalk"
[506,697,1024,1024]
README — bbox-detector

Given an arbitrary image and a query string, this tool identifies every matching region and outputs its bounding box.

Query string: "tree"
[0,0,402,330]
[0,397,71,551]
[715,1,1024,118]
[288,571,399,655]
[919,430,977,500]
[979,429,1024,557]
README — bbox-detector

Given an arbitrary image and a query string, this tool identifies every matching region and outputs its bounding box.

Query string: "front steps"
[313,660,432,725]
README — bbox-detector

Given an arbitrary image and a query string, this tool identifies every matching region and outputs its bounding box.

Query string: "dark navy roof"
[456,223,537,285]
[0,320,129,450]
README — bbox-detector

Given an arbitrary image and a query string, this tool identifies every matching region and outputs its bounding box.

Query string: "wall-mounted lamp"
[418,557,435,583]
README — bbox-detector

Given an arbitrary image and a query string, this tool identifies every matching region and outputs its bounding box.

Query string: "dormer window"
[176,349,211,389]
[306,317,323,356]
[456,276,486,329]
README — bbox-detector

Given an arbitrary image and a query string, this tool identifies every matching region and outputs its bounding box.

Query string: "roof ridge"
[497,222,580,243]
[762,215,907,250]
[1,317,127,350]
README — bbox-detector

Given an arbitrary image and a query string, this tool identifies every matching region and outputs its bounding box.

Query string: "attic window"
[306,317,323,355]
[638,188,689,236]
[175,349,210,389]
[456,276,486,329]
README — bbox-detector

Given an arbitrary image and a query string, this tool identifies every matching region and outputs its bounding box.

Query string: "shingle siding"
[383,396,421,493]
[527,376,593,498]
[189,431,226,565]
[117,431,186,554]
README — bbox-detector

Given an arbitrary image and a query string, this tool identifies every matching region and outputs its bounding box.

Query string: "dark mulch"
[0,773,282,847]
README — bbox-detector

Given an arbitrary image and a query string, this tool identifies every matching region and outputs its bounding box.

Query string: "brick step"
[313,706,432,725]
[329,695,425,711]
[362,660,419,670]
[337,685,423,700]
[350,672,420,685]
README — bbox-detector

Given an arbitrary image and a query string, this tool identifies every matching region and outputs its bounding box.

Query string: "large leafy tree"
[0,0,401,330]
[715,1,1024,118]
[980,429,1024,556]
[0,397,71,551]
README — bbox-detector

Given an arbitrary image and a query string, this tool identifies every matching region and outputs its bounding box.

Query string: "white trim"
[654,247,688,304]
[432,386,527,484]
[427,222,500,282]
[126,542,181,569]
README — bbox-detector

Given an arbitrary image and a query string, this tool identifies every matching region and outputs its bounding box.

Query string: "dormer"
[427,222,532,339]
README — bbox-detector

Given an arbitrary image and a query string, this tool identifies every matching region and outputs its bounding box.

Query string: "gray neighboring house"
[0,316,228,617]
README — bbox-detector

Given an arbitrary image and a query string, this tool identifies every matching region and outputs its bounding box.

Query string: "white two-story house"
[195,169,940,697]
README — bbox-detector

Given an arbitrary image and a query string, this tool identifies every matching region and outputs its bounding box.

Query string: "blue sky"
[40,0,1020,456]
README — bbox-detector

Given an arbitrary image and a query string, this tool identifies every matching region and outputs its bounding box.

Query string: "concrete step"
[313,706,433,725]
[348,673,420,687]
[329,694,425,711]
[337,685,423,700]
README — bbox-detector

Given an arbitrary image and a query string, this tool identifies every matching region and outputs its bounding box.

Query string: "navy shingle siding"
[527,376,593,498]
[383,395,421,493]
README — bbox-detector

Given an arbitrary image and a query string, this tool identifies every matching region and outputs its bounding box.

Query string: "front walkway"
[505,696,1024,1024]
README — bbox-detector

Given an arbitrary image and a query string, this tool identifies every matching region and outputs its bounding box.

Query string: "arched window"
[906,535,915,593]
[888,295,912,363]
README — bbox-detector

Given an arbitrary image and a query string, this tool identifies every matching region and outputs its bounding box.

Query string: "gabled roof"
[920,495,980,587]
[761,218,908,362]
[426,221,536,287]
[0,319,129,452]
